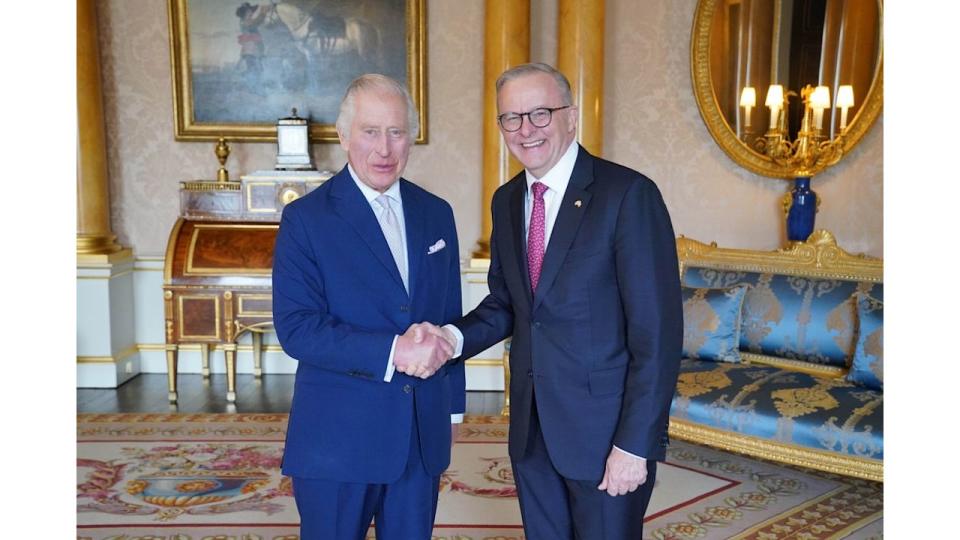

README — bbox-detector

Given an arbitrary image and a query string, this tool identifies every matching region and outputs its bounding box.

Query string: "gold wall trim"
[742,353,846,378]
[77,344,139,364]
[76,269,133,280]
[464,359,504,367]
[466,259,491,271]
[668,418,882,482]
[77,247,134,265]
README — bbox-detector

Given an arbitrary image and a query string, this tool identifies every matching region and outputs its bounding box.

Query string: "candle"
[765,85,784,129]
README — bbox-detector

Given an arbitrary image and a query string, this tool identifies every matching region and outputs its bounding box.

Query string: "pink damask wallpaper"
[96,0,882,259]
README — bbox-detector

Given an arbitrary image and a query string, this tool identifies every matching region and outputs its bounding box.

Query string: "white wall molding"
[77,254,140,387]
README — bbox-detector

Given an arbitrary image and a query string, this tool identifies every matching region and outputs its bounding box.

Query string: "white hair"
[335,74,419,139]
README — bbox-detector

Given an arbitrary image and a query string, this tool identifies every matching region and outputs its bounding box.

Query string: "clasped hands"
[394,322,457,379]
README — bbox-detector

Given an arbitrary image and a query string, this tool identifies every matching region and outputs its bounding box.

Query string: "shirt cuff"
[613,445,646,460]
[443,324,464,358]
[450,414,464,424]
[384,335,399,382]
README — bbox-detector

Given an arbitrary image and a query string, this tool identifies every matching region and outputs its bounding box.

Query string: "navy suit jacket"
[273,167,465,483]
[457,146,682,480]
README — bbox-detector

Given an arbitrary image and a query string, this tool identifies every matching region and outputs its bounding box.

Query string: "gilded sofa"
[669,230,883,481]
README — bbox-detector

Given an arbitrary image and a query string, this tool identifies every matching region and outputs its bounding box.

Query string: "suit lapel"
[329,169,407,294]
[400,179,424,301]
[532,147,595,312]
[507,176,533,300]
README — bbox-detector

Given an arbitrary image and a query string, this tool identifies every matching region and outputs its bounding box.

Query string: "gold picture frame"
[168,0,427,143]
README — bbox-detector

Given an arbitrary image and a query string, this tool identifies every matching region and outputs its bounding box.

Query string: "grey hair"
[335,74,420,139]
[495,63,574,106]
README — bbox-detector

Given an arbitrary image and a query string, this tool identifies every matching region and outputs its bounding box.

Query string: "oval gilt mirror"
[691,0,883,179]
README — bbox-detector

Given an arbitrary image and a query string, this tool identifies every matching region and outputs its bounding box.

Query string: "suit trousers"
[511,393,658,540]
[291,401,440,540]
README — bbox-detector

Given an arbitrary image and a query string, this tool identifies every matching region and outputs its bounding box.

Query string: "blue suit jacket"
[457,147,682,480]
[273,166,465,483]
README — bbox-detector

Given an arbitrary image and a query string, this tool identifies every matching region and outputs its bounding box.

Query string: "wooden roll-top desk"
[163,171,330,402]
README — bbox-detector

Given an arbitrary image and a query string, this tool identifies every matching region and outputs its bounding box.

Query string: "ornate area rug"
[77,414,882,539]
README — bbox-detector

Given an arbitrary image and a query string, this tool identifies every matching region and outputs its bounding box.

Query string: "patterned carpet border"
[78,413,881,540]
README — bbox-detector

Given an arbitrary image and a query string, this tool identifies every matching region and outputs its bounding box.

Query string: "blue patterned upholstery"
[682,267,884,368]
[682,285,749,363]
[847,294,883,390]
[671,358,883,459]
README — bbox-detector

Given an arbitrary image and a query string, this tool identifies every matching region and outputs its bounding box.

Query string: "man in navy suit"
[435,63,683,539]
[272,74,464,539]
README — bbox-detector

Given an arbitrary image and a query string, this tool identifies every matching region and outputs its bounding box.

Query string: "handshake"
[394,322,457,379]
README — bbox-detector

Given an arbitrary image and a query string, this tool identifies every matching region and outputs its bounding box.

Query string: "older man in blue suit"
[272,74,464,539]
[433,63,683,539]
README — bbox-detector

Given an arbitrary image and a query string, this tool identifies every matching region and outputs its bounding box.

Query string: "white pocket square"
[427,239,446,254]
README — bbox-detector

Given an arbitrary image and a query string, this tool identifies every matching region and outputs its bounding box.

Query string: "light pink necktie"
[527,182,548,291]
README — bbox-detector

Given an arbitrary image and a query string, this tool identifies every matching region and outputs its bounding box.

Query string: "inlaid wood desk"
[162,218,277,402]
[163,170,330,403]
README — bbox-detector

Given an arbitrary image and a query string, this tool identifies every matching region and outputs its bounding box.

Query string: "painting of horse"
[169,0,424,142]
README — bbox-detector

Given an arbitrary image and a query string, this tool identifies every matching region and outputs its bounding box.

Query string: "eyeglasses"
[497,106,572,132]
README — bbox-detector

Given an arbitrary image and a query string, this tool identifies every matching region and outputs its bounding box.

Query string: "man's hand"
[411,322,457,351]
[597,448,648,496]
[394,323,454,379]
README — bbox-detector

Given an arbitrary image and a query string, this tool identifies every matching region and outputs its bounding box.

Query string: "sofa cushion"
[847,293,883,390]
[682,284,749,363]
[670,358,883,459]
[682,267,883,368]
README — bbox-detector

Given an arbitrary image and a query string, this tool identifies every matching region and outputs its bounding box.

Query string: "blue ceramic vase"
[786,177,817,242]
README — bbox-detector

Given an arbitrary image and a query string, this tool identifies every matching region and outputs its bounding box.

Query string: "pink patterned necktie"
[527,181,548,291]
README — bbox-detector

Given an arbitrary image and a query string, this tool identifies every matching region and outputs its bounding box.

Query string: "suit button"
[403,384,412,393]
[527,370,533,377]
[400,305,410,312]
[533,321,541,329]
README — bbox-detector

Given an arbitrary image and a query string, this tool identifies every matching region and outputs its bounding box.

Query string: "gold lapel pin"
[574,200,582,208]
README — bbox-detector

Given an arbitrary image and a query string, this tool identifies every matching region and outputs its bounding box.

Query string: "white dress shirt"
[522,138,578,248]
[348,166,462,424]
